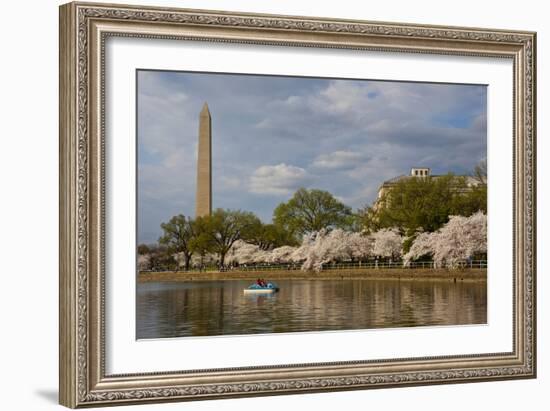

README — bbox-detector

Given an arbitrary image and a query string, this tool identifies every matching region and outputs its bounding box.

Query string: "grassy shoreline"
[138,268,487,283]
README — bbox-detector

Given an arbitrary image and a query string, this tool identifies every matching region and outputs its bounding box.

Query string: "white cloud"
[263,80,486,148]
[249,163,310,195]
[311,150,368,170]
[315,81,372,114]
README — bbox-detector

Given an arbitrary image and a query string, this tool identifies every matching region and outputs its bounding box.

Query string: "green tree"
[196,209,258,267]
[137,243,150,255]
[188,229,216,269]
[356,205,382,234]
[246,220,298,250]
[452,184,487,216]
[376,174,461,237]
[158,214,195,271]
[365,171,487,252]
[472,158,487,186]
[188,215,220,268]
[273,188,353,237]
[145,244,174,271]
[460,159,487,215]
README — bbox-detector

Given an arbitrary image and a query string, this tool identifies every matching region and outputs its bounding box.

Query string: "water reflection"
[136,279,487,339]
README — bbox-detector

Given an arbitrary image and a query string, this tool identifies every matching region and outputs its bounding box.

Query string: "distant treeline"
[138,162,487,272]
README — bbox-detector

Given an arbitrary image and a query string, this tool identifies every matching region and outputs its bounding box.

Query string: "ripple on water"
[136,279,487,338]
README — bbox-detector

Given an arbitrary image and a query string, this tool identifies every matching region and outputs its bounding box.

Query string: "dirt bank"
[138,268,487,283]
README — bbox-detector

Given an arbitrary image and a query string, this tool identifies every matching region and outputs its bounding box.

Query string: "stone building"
[376,167,481,202]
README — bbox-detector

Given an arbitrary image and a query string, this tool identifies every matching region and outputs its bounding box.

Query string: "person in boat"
[256,278,264,287]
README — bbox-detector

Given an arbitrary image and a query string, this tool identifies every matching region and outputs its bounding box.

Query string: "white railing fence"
[141,260,487,273]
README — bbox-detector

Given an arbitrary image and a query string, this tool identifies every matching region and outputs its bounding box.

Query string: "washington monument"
[195,102,212,217]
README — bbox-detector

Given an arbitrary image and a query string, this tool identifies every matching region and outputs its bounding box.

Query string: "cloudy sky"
[137,70,487,244]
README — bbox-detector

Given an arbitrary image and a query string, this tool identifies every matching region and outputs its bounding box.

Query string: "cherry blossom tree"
[190,252,217,267]
[300,229,375,272]
[372,228,403,259]
[432,211,487,268]
[266,246,298,264]
[225,240,268,265]
[289,232,316,264]
[178,214,488,272]
[137,253,151,271]
[403,231,434,266]
[173,252,187,269]
[348,232,375,261]
[301,229,334,272]
[404,211,487,268]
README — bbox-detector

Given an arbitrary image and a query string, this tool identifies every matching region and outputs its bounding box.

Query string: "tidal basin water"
[136,279,487,339]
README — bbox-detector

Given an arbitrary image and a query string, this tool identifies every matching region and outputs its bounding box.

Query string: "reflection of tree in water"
[136,280,487,339]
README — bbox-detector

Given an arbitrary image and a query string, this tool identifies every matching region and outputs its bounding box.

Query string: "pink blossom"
[404,211,487,268]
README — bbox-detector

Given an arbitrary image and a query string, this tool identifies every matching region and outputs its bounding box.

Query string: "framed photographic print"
[59,1,537,408]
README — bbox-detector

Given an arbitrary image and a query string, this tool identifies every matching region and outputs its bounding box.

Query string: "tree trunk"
[220,252,226,268]
[184,252,191,271]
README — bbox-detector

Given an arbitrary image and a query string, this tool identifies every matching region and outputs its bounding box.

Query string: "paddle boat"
[243,281,279,294]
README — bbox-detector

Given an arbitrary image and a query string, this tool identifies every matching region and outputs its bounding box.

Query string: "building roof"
[380,174,480,188]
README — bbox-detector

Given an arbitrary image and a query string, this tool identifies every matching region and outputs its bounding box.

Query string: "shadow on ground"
[35,389,58,404]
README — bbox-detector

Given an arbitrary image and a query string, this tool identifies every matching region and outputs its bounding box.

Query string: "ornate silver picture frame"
[59,1,536,408]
